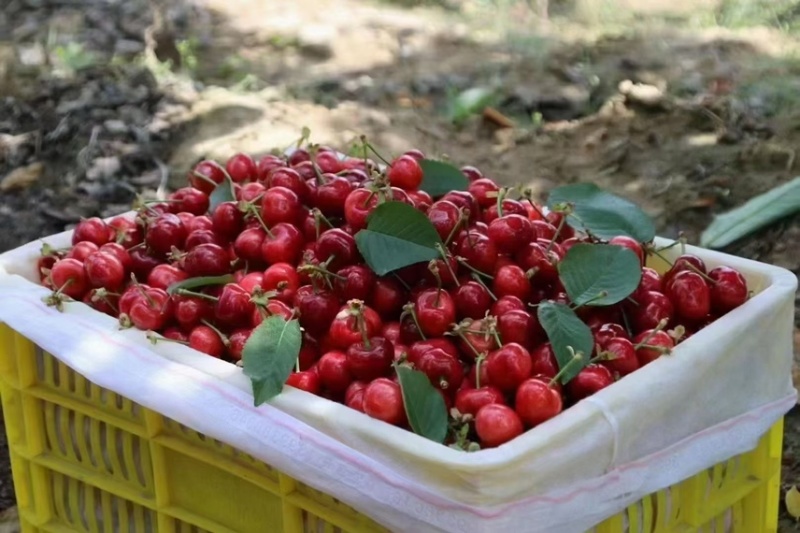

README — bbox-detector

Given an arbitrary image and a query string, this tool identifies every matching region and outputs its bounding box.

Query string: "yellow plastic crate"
[0,324,783,533]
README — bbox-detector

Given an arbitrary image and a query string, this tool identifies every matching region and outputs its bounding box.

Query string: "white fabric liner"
[0,215,795,532]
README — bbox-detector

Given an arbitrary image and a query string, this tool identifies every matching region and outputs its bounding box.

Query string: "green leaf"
[558,244,642,307]
[700,177,800,249]
[396,365,448,443]
[537,302,594,384]
[354,201,443,275]
[547,183,655,242]
[419,159,470,198]
[166,274,236,295]
[242,316,302,405]
[447,87,496,125]
[208,176,236,213]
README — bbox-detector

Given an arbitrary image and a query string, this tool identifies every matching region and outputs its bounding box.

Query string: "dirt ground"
[1,0,800,529]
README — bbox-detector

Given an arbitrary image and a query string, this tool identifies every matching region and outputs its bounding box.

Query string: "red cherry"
[239,272,264,294]
[593,323,629,348]
[475,404,523,448]
[67,241,100,262]
[664,254,707,286]
[261,223,305,265]
[233,228,267,263]
[368,277,405,319]
[226,328,252,361]
[566,364,614,401]
[262,263,300,304]
[486,343,532,393]
[493,265,532,301]
[609,236,644,266]
[317,351,353,395]
[328,303,382,350]
[497,310,542,350]
[316,228,358,271]
[454,386,504,416]
[83,288,119,316]
[407,338,460,365]
[515,242,560,283]
[515,377,563,427]
[129,249,161,280]
[487,215,534,254]
[600,337,639,376]
[456,318,498,360]
[184,215,214,234]
[188,325,225,357]
[665,271,711,321]
[633,329,674,366]
[468,179,499,208]
[490,295,525,316]
[50,258,89,298]
[635,267,662,296]
[346,337,394,381]
[630,291,674,333]
[345,380,368,412]
[128,287,173,330]
[260,186,302,228]
[294,287,339,337]
[225,153,257,183]
[334,265,376,302]
[238,182,266,203]
[107,216,143,249]
[286,371,321,394]
[162,327,188,342]
[544,211,575,241]
[427,200,462,242]
[174,295,214,330]
[184,243,231,277]
[146,213,187,256]
[316,176,354,218]
[315,151,343,174]
[72,217,110,246]
[169,187,209,215]
[456,233,498,275]
[387,155,423,190]
[459,165,482,182]
[441,191,479,222]
[708,266,748,314]
[214,283,255,328]
[530,220,559,241]
[258,154,289,178]
[417,348,464,391]
[529,343,559,379]
[408,190,433,212]
[189,160,226,194]
[146,264,187,291]
[363,378,407,426]
[414,289,456,338]
[482,199,527,223]
[453,281,492,320]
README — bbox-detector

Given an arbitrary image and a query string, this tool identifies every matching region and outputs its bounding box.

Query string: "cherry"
[629,291,674,333]
[316,228,358,270]
[530,220,559,241]
[286,370,321,395]
[210,201,245,242]
[363,378,407,426]
[497,310,542,350]
[169,187,209,216]
[635,267,662,296]
[174,295,214,330]
[80,252,122,291]
[515,377,563,427]
[609,236,644,266]
[486,343,532,393]
[261,223,305,265]
[427,200,462,242]
[72,217,110,246]
[345,381,368,412]
[665,271,711,321]
[475,404,523,448]
[454,386,504,417]
[316,176,354,218]
[600,337,639,376]
[183,243,230,277]
[83,288,119,316]
[163,327,188,342]
[328,302,382,350]
[146,213,187,256]
[456,318,498,359]
[259,186,301,227]
[593,323,628,348]
[417,348,464,391]
[251,299,294,326]
[483,199,527,223]
[487,215,534,254]
[238,182,266,203]
[544,211,575,241]
[261,263,300,303]
[294,287,339,337]
[259,154,289,178]
[214,283,255,328]
[633,329,674,366]
[566,364,614,402]
[708,266,748,314]
[225,328,252,361]
[129,249,162,280]
[381,322,401,345]
[468,179,500,208]
[415,289,456,338]
[50,258,89,299]
[67,241,100,262]
[147,263,189,290]
[664,254,707,286]
[334,265,376,302]
[188,325,225,357]
[185,215,214,234]
[515,242,559,283]
[453,281,492,320]
[408,190,433,212]
[189,160,226,194]
[387,155,423,190]
[456,232,498,275]
[317,351,353,395]
[493,265,532,301]
[315,151,343,174]
[407,338,459,366]
[490,295,525,316]
[185,229,224,250]
[128,286,173,330]
[98,243,132,272]
[225,153,256,183]
[460,165,482,182]
[232,228,266,264]
[346,337,394,381]
[296,333,320,370]
[529,343,559,379]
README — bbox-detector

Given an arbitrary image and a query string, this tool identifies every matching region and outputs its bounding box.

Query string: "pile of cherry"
[36,145,750,449]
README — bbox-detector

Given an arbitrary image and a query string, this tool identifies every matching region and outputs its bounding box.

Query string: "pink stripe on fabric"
[4,293,793,519]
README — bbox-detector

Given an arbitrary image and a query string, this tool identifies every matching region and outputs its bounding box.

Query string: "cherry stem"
[360,136,393,166]
[470,273,498,301]
[444,210,467,248]
[392,272,411,291]
[435,245,461,287]
[570,291,608,309]
[545,209,569,255]
[522,189,548,219]
[146,332,190,346]
[495,188,509,218]
[175,289,219,302]
[403,304,427,341]
[452,325,481,359]
[457,257,493,279]
[548,349,584,387]
[191,170,218,188]
[637,344,671,353]
[200,319,230,346]
[620,307,634,337]
[651,237,685,255]
[651,249,716,283]
[632,318,669,350]
[474,354,486,389]
[243,204,275,238]
[312,208,335,237]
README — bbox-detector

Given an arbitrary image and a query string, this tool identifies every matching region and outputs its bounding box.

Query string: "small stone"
[0,162,43,192]
[104,120,128,134]
[85,157,121,181]
[298,25,336,59]
[618,79,668,110]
